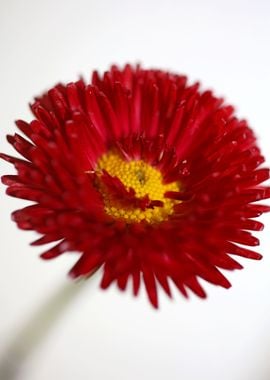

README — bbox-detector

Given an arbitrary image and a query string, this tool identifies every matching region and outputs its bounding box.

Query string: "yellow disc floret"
[96,151,181,224]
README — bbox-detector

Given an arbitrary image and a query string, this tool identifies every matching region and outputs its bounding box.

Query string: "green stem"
[0,279,87,380]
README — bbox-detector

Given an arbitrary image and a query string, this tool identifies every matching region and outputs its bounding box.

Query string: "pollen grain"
[96,151,181,223]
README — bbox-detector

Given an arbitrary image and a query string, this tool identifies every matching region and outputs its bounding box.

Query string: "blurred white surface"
[0,0,270,379]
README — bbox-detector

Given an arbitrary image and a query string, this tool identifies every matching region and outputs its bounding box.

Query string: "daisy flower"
[1,64,270,307]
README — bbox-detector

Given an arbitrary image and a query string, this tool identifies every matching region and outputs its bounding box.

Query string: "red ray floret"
[1,64,270,308]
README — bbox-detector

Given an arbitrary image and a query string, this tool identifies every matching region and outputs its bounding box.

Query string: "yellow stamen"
[96,151,181,223]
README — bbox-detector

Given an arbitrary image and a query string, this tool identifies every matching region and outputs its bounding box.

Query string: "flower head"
[1,64,270,307]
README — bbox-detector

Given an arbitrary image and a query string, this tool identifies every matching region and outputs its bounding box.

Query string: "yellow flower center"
[95,151,181,224]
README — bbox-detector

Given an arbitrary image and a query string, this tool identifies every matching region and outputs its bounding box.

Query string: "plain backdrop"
[0,0,270,379]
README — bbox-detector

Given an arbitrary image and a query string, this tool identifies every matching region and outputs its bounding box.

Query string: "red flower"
[1,64,270,308]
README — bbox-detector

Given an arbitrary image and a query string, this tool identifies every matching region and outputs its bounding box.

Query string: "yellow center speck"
[95,151,181,224]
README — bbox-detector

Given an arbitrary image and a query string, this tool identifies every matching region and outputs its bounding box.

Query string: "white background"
[0,0,270,379]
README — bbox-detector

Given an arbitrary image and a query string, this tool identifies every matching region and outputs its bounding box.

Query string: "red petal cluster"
[1,64,270,308]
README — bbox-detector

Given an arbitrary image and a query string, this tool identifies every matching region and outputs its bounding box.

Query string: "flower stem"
[0,279,87,380]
